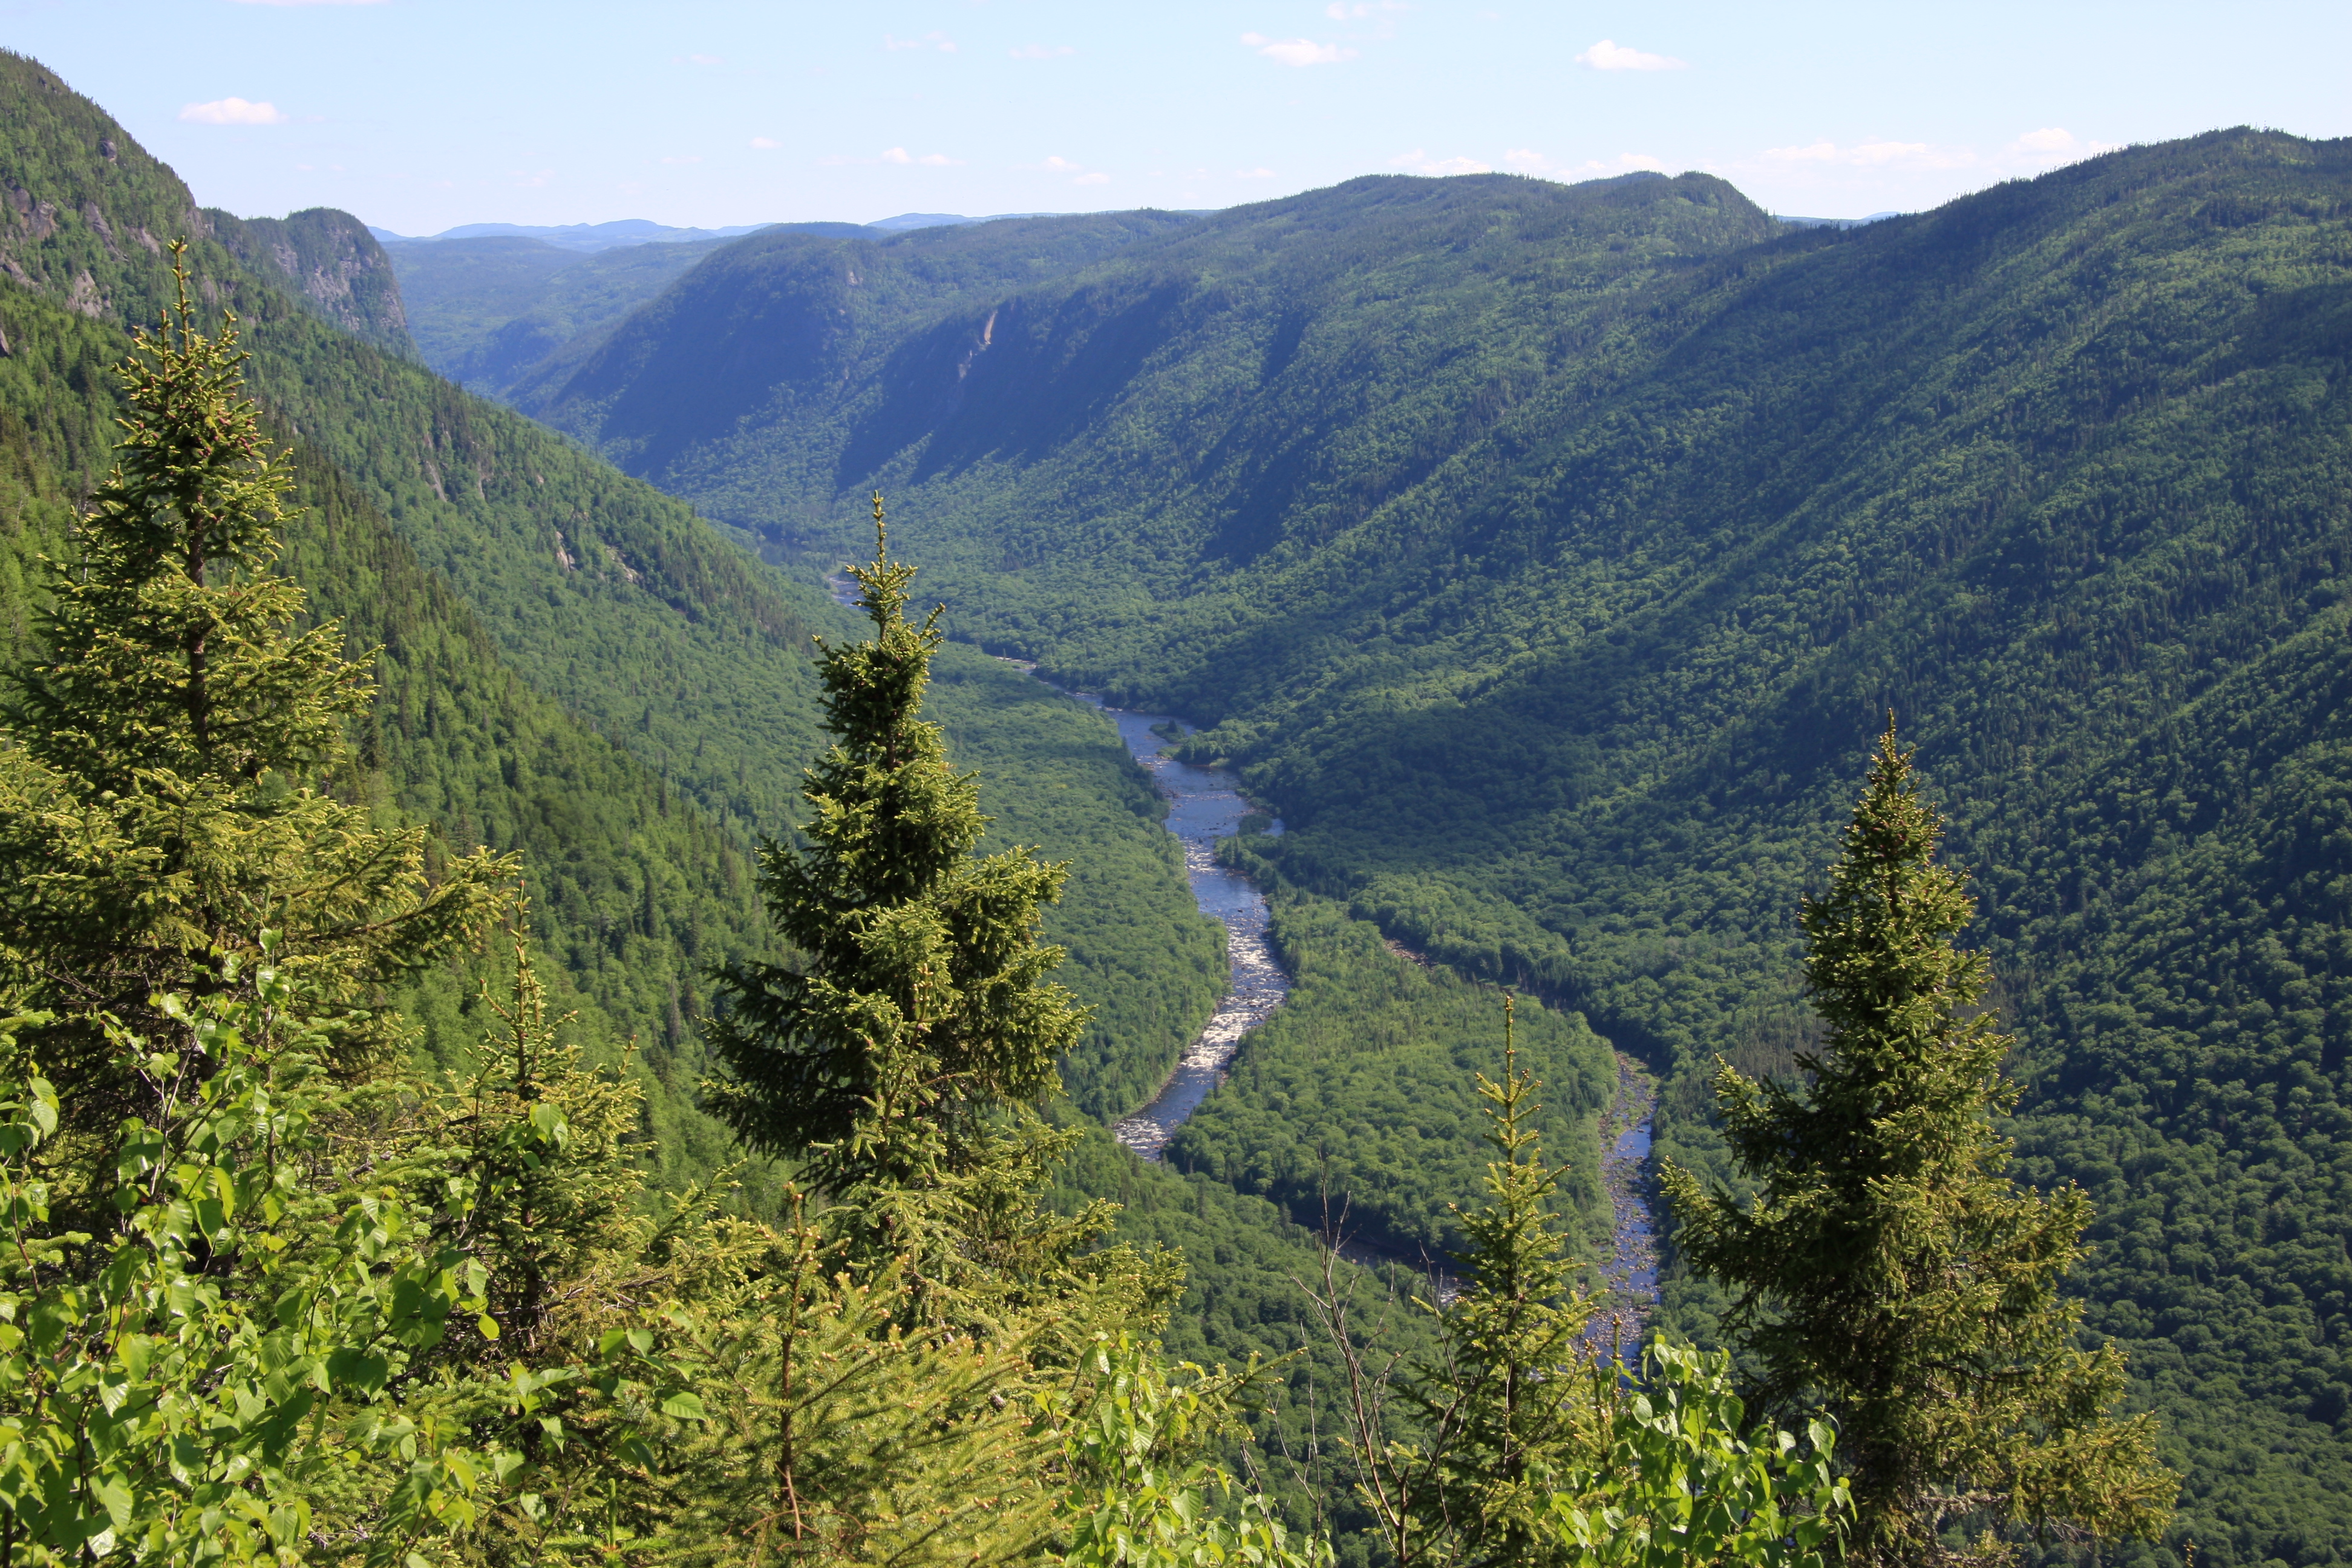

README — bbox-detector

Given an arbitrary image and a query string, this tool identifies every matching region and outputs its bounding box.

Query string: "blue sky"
[7,1,2348,234]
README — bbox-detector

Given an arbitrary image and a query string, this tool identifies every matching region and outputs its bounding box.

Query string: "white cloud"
[1575,39,1685,71]
[884,31,957,52]
[881,147,912,163]
[1074,171,1111,185]
[1042,155,1083,172]
[179,97,287,125]
[1234,167,1279,179]
[918,152,962,166]
[750,136,782,150]
[2007,126,2122,162]
[1392,148,1492,176]
[1241,33,1357,66]
[511,169,554,187]
[871,146,961,166]
[1010,43,1076,59]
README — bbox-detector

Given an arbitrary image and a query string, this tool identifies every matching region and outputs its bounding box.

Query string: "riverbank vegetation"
[483,119,2352,1563]
[0,308,1895,1564]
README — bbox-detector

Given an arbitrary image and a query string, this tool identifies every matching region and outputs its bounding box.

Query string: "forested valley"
[419,125,2351,1566]
[0,38,2342,1567]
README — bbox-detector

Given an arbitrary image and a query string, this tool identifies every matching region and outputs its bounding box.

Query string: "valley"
[0,35,2344,1561]
[382,129,2352,1564]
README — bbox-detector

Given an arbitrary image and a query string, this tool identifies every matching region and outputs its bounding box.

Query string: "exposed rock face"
[207,206,419,359]
[0,55,229,331]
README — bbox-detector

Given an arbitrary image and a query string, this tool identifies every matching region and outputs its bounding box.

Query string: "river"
[1060,699,1291,1160]
[1588,1054,1661,1367]
[822,572,1653,1344]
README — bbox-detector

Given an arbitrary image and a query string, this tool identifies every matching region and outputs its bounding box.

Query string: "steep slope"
[387,232,743,397]
[0,49,1224,1134]
[381,214,1162,411]
[514,207,1211,512]
[209,204,417,358]
[514,130,2352,1563]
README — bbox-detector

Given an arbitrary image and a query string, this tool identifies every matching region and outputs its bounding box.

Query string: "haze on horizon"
[5,0,2347,236]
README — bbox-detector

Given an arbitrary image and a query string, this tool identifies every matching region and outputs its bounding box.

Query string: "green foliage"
[1168,888,1613,1264]
[1375,1004,1605,1567]
[508,123,2352,1560]
[617,1230,1066,1564]
[1426,1007,1598,1561]
[1543,1340,1852,1568]
[1662,727,2175,1564]
[1056,1333,1331,1568]
[709,504,1084,1176]
[1049,1125,1444,1568]
[0,974,510,1566]
[0,268,510,1129]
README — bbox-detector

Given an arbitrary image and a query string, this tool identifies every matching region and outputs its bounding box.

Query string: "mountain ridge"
[459,126,2352,1563]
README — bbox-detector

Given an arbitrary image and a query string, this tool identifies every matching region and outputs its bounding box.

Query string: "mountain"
[207,204,417,358]
[376,217,812,252]
[382,210,1206,416]
[867,211,1067,230]
[505,133,2352,1563]
[0,47,1227,1163]
[381,232,741,397]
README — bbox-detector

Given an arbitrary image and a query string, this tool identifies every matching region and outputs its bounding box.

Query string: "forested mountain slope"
[519,131,2352,1564]
[208,204,418,358]
[385,230,759,398]
[0,48,1224,1146]
[509,207,1210,500]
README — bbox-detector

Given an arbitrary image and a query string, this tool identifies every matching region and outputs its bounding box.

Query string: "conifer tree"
[708,498,1097,1306]
[0,246,510,1123]
[1410,996,1604,1566]
[1333,996,1604,1567]
[1661,722,2175,1566]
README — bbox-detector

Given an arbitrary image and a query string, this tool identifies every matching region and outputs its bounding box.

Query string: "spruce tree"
[708,498,1094,1304]
[1661,722,2174,1566]
[0,248,509,1125]
[1413,996,1603,1566]
[1338,996,1604,1566]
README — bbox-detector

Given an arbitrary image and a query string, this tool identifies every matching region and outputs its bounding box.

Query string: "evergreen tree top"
[1661,719,2174,1565]
[13,243,365,794]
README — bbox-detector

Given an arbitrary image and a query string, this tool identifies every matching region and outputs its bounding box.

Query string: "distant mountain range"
[372,206,1897,260]
[1775,209,1904,227]
[367,212,1068,252]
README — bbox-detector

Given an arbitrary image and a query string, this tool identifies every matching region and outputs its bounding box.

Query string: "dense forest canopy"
[0,33,2341,1560]
[396,128,2352,1565]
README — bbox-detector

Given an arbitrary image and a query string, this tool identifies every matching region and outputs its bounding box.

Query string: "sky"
[4,0,2347,235]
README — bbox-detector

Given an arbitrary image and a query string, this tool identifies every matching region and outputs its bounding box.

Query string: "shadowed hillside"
[498,131,2352,1565]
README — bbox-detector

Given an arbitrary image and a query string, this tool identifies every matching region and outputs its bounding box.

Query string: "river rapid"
[1065,700,1290,1160]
